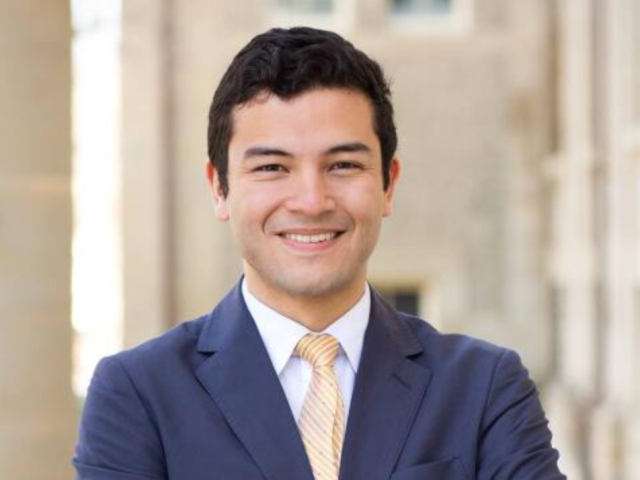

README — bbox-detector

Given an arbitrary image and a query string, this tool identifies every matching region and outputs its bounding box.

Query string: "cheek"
[228,186,283,232]
[339,184,386,222]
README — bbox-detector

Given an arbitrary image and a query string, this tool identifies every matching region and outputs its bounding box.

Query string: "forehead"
[229,88,378,152]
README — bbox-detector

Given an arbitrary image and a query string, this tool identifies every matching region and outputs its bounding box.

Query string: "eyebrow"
[325,142,372,155]
[243,147,293,160]
[243,142,372,160]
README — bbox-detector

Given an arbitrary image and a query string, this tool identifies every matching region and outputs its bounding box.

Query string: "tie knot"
[296,334,341,369]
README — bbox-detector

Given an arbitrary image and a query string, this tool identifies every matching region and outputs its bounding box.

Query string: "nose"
[284,171,336,216]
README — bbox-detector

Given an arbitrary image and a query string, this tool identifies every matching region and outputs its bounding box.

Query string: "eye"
[254,164,287,173]
[331,161,361,170]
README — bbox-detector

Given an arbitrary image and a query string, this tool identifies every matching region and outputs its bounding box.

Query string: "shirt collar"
[242,279,370,376]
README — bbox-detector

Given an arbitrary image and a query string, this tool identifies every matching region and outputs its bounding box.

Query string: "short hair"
[207,26,397,196]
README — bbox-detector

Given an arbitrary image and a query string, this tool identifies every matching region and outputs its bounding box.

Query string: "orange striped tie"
[296,334,344,480]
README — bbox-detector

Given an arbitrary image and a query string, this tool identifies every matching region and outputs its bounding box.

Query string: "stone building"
[545,0,640,478]
[1,1,639,479]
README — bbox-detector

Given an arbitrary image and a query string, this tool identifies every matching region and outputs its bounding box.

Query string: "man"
[74,27,565,480]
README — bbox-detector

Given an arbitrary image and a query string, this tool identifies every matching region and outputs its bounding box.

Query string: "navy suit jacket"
[73,282,565,480]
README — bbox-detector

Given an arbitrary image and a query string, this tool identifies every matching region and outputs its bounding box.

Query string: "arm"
[477,349,566,480]
[73,356,168,480]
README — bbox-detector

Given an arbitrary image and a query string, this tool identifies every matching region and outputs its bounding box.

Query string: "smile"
[283,232,339,244]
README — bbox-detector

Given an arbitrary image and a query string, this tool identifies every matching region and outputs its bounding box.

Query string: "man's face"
[207,88,400,300]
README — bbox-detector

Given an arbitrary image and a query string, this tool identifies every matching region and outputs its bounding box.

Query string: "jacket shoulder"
[104,314,210,372]
[397,312,512,365]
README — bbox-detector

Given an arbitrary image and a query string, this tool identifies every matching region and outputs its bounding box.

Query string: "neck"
[243,272,367,332]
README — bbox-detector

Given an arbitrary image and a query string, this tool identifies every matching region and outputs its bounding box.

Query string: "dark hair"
[207,26,397,196]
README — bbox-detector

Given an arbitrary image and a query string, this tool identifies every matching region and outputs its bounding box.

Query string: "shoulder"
[395,313,543,427]
[395,312,526,388]
[399,312,510,361]
[95,314,210,382]
[370,288,510,368]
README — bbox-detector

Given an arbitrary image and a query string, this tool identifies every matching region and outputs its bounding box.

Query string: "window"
[389,0,471,34]
[392,0,452,15]
[276,0,333,14]
[378,288,421,316]
[271,0,337,29]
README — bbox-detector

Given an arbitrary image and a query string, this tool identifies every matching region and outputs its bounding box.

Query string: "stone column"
[545,0,598,478]
[0,2,76,479]
[121,0,174,346]
[600,0,640,478]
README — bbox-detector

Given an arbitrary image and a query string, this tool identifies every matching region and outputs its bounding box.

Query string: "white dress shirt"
[241,280,370,428]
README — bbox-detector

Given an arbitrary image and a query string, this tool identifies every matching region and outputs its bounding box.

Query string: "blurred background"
[1,0,639,478]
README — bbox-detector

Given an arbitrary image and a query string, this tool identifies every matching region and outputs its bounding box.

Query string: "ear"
[383,157,401,217]
[205,162,230,221]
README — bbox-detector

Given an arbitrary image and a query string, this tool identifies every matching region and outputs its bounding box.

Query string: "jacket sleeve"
[73,355,168,480]
[477,349,566,480]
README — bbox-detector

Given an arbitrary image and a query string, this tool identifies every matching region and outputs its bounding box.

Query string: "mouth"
[282,232,340,244]
[277,230,345,251]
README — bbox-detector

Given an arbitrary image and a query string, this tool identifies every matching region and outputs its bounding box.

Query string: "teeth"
[284,232,337,244]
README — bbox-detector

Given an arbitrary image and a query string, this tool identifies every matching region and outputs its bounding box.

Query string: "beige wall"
[0,1,76,479]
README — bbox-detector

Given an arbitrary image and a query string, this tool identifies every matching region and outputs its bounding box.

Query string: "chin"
[274,271,358,299]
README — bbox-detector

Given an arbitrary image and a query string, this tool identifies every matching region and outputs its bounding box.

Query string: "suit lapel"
[195,283,314,480]
[339,290,432,480]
